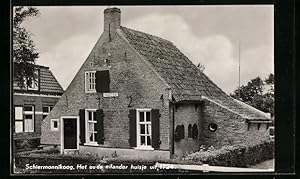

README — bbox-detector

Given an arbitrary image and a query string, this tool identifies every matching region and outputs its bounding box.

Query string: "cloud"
[37,34,99,90]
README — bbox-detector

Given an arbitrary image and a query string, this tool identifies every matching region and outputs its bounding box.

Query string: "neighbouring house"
[41,8,272,159]
[13,63,64,148]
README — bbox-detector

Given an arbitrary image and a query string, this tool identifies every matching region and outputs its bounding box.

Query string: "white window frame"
[23,105,35,132]
[14,106,23,133]
[135,108,154,150]
[84,109,98,146]
[85,71,96,93]
[50,119,59,131]
[27,69,39,90]
[42,105,53,119]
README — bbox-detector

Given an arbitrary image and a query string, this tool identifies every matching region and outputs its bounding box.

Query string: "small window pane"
[89,123,94,132]
[50,106,54,111]
[24,106,33,111]
[94,122,97,130]
[147,136,151,146]
[88,111,92,121]
[43,115,47,119]
[25,115,33,119]
[140,124,145,134]
[15,121,23,133]
[15,107,23,120]
[43,106,49,113]
[24,119,33,132]
[93,112,96,120]
[139,112,144,122]
[89,132,93,141]
[146,124,151,134]
[141,136,145,145]
[53,121,58,128]
[146,112,150,121]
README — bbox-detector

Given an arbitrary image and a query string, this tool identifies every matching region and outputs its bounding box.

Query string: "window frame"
[23,105,35,132]
[27,69,39,90]
[84,109,98,145]
[85,71,96,93]
[50,119,59,131]
[43,105,53,119]
[14,106,24,133]
[135,109,154,150]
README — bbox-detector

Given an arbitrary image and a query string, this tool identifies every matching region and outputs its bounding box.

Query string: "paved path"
[248,159,274,169]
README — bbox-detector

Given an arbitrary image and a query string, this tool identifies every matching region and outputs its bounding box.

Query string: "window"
[43,105,54,119]
[51,119,59,131]
[174,124,185,142]
[14,106,23,133]
[85,71,96,93]
[269,126,274,140]
[24,105,34,132]
[85,109,97,144]
[208,123,218,132]
[27,69,39,90]
[188,124,192,138]
[192,124,198,139]
[137,109,152,148]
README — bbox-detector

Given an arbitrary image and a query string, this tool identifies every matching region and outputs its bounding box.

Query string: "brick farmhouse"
[41,8,272,159]
[13,63,64,145]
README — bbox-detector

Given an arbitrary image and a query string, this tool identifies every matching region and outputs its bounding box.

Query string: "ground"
[248,159,274,169]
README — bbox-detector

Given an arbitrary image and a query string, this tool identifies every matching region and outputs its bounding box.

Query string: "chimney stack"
[104,7,121,32]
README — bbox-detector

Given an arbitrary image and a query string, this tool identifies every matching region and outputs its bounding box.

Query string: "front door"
[63,118,77,150]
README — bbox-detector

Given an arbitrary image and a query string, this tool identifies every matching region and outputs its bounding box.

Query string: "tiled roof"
[13,64,64,95]
[120,26,269,120]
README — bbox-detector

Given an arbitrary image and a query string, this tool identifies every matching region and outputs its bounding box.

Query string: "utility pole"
[238,40,241,100]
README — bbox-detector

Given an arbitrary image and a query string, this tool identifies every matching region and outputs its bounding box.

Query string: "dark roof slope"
[13,64,64,95]
[120,26,269,120]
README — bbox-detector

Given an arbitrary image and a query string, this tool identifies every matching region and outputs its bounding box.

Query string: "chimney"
[104,7,121,32]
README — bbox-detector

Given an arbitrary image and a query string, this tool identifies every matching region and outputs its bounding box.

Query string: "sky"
[21,5,274,94]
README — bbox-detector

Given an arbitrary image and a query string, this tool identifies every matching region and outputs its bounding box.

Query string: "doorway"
[61,116,79,154]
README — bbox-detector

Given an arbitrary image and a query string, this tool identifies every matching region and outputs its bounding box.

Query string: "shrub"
[183,140,274,167]
[14,138,40,152]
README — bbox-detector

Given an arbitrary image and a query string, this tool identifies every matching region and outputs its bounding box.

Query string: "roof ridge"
[120,26,174,45]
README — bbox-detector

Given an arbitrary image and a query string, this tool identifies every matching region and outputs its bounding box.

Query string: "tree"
[230,74,274,116]
[13,6,40,88]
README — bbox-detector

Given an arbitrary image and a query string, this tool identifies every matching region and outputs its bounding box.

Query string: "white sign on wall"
[103,93,119,98]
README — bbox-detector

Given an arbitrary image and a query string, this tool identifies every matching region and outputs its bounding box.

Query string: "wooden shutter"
[128,109,137,147]
[79,109,85,145]
[96,109,104,144]
[96,70,110,93]
[151,109,160,149]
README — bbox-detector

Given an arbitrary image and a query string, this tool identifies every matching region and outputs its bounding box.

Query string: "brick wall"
[173,103,202,157]
[201,99,269,149]
[13,94,60,140]
[41,29,170,151]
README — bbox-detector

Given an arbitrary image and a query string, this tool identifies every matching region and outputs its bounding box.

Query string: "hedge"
[183,140,274,167]
[14,138,40,152]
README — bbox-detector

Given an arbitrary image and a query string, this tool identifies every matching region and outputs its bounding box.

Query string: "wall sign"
[103,93,118,98]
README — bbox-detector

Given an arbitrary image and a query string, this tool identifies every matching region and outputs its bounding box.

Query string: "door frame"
[60,116,79,154]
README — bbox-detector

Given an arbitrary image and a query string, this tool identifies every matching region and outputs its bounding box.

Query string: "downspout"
[172,103,175,155]
[168,88,175,155]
